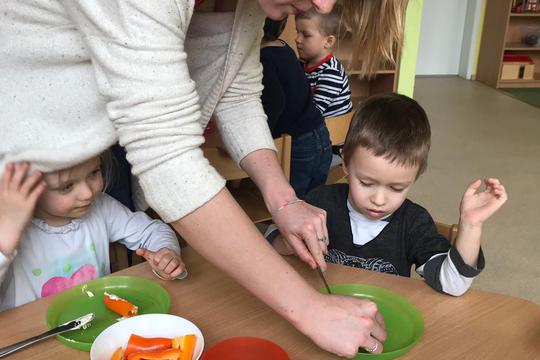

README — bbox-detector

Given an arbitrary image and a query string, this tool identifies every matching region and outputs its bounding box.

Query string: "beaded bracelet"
[273,198,304,214]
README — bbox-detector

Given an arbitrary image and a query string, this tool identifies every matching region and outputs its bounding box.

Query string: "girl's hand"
[0,163,46,256]
[272,201,329,270]
[299,293,387,357]
[460,178,508,227]
[136,247,186,280]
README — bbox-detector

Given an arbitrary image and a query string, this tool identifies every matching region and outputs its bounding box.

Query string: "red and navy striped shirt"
[304,54,352,118]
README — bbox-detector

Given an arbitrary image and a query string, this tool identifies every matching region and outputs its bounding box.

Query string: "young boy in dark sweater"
[267,93,507,296]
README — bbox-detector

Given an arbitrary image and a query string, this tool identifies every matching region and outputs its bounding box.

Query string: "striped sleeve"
[309,58,352,117]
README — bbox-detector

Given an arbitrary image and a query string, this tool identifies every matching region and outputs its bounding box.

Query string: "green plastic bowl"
[46,275,170,351]
[320,284,424,359]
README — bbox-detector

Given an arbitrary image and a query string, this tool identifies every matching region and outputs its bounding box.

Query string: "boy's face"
[345,147,419,220]
[35,157,104,226]
[295,17,333,65]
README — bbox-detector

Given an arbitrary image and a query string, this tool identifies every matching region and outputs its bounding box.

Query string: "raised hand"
[272,200,329,270]
[460,178,508,227]
[136,247,186,280]
[0,163,46,256]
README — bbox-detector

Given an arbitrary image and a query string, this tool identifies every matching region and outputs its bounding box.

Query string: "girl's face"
[257,0,336,20]
[35,157,104,226]
[345,147,419,220]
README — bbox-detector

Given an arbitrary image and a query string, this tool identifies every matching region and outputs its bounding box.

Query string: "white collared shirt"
[347,199,392,246]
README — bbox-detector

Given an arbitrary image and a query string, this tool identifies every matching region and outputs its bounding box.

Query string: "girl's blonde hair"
[340,0,409,78]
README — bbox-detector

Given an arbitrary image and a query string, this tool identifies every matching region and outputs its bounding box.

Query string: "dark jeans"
[290,124,333,198]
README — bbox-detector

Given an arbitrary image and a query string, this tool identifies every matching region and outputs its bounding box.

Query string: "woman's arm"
[171,187,387,357]
[213,3,329,270]
[239,149,329,270]
[63,1,224,223]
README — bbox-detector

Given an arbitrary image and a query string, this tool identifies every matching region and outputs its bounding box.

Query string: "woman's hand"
[136,247,187,280]
[272,200,330,270]
[298,293,386,357]
[0,163,45,256]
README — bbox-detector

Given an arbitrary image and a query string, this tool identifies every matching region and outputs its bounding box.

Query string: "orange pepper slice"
[125,334,173,358]
[172,335,196,360]
[110,346,125,360]
[104,292,139,317]
[127,348,182,360]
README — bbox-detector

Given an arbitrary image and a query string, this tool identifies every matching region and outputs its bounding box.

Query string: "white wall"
[416,0,468,75]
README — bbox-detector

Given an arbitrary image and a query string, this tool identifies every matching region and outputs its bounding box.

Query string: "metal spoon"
[0,313,94,358]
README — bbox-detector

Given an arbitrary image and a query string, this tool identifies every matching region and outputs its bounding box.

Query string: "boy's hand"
[460,178,507,227]
[0,163,46,256]
[136,247,186,280]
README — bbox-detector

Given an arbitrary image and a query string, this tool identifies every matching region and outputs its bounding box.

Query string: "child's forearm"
[0,221,23,257]
[454,222,482,267]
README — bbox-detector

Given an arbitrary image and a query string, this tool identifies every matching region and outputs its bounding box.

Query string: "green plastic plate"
[46,276,170,352]
[320,284,424,360]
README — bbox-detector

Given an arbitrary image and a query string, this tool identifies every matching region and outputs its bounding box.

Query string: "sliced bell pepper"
[104,292,139,318]
[124,334,173,358]
[171,335,196,360]
[110,346,125,360]
[127,348,182,360]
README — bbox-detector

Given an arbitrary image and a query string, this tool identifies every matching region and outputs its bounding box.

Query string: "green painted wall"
[471,0,487,79]
[397,0,424,97]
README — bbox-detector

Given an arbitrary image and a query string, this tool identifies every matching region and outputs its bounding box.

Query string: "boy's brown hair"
[342,93,431,178]
[296,5,343,38]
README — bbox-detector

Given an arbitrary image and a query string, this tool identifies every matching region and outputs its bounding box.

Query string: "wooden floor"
[411,76,540,304]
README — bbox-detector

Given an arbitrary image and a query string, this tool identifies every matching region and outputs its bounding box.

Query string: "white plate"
[90,314,204,360]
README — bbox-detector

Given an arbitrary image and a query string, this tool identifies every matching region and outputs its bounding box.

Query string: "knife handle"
[0,322,73,358]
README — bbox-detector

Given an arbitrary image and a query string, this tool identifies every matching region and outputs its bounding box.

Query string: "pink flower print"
[41,264,97,297]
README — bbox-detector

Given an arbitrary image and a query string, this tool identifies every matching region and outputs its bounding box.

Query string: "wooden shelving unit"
[280,16,398,106]
[477,0,540,88]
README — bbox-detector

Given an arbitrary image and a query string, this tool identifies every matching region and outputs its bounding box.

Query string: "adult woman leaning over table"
[0,0,407,357]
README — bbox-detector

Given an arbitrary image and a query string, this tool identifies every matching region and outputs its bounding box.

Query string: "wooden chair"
[325,112,353,184]
[109,242,130,273]
[203,133,292,223]
[435,221,458,245]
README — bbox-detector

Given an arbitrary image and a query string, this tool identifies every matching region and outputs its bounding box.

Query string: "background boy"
[296,6,352,118]
[268,93,507,296]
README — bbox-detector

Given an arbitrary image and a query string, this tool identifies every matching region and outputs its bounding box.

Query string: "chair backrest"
[203,134,292,181]
[325,112,353,145]
[435,221,458,245]
[324,113,353,184]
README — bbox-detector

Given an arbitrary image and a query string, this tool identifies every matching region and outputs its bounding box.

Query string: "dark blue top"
[260,41,324,138]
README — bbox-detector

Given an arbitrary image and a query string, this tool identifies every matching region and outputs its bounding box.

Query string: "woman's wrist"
[262,184,298,214]
[271,198,304,215]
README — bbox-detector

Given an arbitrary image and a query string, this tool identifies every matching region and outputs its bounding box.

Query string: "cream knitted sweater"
[0,0,275,222]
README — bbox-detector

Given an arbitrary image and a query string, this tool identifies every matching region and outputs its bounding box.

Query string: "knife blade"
[317,266,332,294]
[0,313,94,358]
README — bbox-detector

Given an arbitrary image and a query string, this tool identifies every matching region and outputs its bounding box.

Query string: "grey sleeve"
[101,194,180,255]
[419,247,485,296]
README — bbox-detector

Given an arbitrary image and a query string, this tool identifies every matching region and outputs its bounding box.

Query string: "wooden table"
[1,247,539,359]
